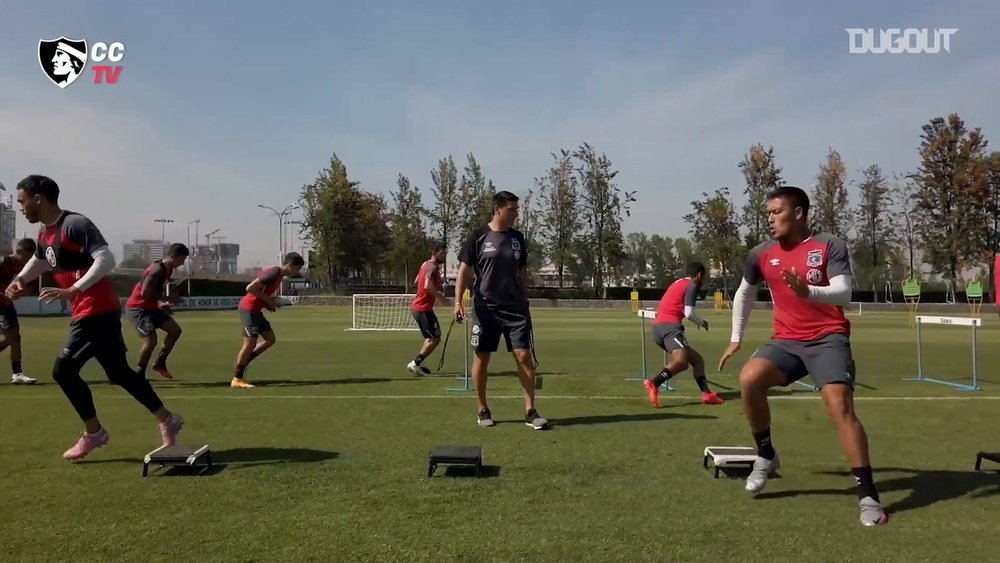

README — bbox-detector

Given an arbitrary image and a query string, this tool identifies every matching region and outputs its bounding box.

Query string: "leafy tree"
[739,144,783,248]
[684,187,744,293]
[536,149,582,287]
[811,148,851,237]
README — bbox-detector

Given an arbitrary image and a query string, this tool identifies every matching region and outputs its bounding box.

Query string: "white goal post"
[349,294,420,331]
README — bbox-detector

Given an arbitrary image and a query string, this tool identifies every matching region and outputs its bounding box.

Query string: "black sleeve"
[143,264,168,296]
[518,232,527,269]
[683,280,699,307]
[458,232,478,266]
[62,213,109,254]
[259,266,282,284]
[743,245,764,285]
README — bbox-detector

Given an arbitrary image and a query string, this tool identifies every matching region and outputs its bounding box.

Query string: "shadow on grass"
[753,467,1000,514]
[92,377,398,388]
[546,412,717,427]
[80,446,339,476]
[436,465,502,479]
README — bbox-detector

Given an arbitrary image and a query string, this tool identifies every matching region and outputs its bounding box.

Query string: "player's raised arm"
[805,235,853,306]
[683,278,708,330]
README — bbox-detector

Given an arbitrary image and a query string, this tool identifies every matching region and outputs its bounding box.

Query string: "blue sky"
[1,0,996,270]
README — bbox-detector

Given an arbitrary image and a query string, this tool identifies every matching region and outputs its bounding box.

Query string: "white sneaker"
[745,454,780,493]
[12,373,37,385]
[406,360,429,376]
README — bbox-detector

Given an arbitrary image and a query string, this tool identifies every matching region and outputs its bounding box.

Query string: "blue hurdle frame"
[902,315,981,391]
[626,308,674,392]
[447,319,472,392]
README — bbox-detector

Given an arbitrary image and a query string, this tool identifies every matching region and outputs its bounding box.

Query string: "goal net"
[350,294,419,331]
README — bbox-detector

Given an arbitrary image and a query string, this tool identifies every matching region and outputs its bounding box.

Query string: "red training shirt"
[126,260,173,311]
[239,266,283,313]
[654,277,699,325]
[743,232,851,341]
[36,211,121,319]
[411,259,442,312]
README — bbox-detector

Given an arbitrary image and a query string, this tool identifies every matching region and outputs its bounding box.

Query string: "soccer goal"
[903,315,982,391]
[349,294,419,331]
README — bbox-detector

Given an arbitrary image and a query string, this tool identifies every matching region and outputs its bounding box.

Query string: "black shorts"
[754,333,856,389]
[60,311,128,362]
[0,305,19,332]
[240,308,273,338]
[126,307,171,337]
[652,322,688,352]
[412,310,441,339]
[471,302,533,353]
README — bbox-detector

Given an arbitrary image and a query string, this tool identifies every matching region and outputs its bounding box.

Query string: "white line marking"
[1,394,999,401]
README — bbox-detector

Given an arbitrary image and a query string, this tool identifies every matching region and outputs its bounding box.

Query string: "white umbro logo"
[769,258,781,266]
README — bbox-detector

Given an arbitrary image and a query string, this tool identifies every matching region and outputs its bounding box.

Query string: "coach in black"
[455,190,549,430]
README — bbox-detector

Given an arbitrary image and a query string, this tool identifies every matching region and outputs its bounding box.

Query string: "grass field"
[2,305,999,562]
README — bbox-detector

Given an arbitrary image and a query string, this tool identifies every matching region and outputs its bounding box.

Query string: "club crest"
[806,249,824,268]
[38,36,88,88]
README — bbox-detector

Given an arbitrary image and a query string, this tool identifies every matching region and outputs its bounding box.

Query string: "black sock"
[852,466,879,502]
[249,350,260,361]
[753,428,776,460]
[651,368,672,387]
[137,363,147,376]
[414,354,426,365]
[695,376,711,393]
[155,349,171,367]
[235,364,248,379]
[12,360,22,374]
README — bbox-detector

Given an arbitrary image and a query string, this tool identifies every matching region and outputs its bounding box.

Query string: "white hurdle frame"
[625,309,674,392]
[347,294,420,331]
[903,315,982,391]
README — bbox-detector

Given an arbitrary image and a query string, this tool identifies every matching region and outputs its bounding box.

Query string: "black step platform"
[143,444,212,477]
[428,445,482,477]
[975,451,1000,471]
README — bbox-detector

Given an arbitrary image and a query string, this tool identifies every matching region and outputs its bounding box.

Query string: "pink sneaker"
[159,413,184,446]
[63,428,110,460]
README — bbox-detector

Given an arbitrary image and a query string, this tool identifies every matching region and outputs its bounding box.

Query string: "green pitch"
[1,307,999,561]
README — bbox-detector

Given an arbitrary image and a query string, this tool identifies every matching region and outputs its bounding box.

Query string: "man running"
[7,175,183,460]
[0,238,39,385]
[125,243,189,379]
[407,244,450,375]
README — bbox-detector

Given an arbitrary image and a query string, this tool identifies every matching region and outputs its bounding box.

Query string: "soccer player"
[717,185,887,527]
[124,243,189,380]
[407,244,450,375]
[231,252,305,388]
[6,175,183,460]
[0,238,39,385]
[643,261,724,408]
[454,190,549,430]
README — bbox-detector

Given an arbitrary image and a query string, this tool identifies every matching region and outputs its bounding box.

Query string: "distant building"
[0,195,16,255]
[190,243,240,274]
[123,239,168,263]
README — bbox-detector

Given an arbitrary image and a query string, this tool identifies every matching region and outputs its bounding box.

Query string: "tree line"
[668,113,1000,294]
[296,112,999,295]
[297,143,635,296]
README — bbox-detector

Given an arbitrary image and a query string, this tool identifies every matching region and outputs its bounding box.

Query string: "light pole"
[153,218,174,260]
[284,220,303,255]
[257,203,299,262]
[186,219,200,295]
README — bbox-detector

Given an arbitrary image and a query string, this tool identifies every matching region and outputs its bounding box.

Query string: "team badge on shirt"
[512,238,521,261]
[806,268,824,284]
[806,249,824,268]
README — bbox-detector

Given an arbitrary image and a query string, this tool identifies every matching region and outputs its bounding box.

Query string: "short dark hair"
[687,261,706,277]
[766,185,810,216]
[283,252,305,267]
[167,243,189,257]
[492,190,519,209]
[16,175,60,204]
[15,238,36,253]
[431,243,447,254]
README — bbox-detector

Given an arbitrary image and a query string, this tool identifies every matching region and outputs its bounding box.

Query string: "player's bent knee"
[52,356,84,384]
[739,359,781,390]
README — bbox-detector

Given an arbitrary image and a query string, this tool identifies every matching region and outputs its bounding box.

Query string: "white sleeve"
[684,305,706,326]
[807,274,853,306]
[730,278,757,343]
[71,247,116,292]
[15,254,53,284]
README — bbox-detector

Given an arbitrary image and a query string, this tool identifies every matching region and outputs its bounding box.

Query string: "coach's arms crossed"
[717,272,853,371]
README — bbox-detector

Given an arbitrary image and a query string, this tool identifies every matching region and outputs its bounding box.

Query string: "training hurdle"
[625,308,674,392]
[902,315,982,391]
[441,290,473,392]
